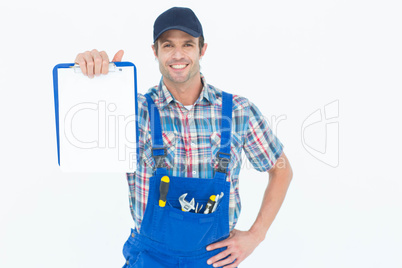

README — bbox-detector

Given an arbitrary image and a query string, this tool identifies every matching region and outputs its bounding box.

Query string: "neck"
[163,74,203,106]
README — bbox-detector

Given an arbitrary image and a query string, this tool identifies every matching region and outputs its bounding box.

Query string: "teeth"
[171,64,187,69]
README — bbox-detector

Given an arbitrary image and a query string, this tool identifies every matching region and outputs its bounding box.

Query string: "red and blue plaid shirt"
[127,74,283,232]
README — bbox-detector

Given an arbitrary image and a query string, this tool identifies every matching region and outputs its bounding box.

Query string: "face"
[153,30,207,86]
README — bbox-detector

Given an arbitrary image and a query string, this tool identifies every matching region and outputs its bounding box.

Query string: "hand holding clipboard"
[74,49,125,78]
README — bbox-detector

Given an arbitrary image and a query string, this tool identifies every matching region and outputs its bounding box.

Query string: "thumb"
[112,50,124,62]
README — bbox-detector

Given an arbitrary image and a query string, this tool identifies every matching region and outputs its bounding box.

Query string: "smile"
[170,64,188,70]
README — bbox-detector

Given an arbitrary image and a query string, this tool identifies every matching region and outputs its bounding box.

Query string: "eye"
[184,43,193,47]
[163,44,172,48]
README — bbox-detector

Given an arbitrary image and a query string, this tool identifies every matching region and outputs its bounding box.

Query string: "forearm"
[249,153,293,243]
[206,153,293,267]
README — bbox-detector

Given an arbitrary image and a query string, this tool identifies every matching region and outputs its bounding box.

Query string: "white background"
[1,0,401,267]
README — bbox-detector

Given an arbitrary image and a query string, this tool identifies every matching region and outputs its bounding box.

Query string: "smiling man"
[153,28,207,106]
[75,7,293,268]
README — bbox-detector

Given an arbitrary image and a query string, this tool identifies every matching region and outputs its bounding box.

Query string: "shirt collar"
[156,73,215,110]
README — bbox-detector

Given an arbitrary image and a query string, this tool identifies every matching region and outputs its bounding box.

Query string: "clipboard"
[52,62,138,172]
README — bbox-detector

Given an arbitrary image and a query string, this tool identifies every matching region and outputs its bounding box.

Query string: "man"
[75,7,292,268]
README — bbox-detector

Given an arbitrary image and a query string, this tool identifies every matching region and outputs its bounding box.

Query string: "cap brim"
[154,26,202,43]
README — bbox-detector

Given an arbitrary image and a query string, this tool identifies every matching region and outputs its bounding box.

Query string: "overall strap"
[214,91,233,181]
[145,93,167,175]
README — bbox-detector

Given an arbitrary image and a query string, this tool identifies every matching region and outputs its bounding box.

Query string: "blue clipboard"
[52,62,138,172]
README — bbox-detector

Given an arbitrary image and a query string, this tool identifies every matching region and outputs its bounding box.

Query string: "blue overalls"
[122,91,235,268]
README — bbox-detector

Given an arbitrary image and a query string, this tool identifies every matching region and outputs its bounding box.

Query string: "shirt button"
[131,233,135,238]
[191,142,196,147]
[192,171,197,175]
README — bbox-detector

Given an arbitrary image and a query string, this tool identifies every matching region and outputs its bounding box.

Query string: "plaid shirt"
[127,73,283,233]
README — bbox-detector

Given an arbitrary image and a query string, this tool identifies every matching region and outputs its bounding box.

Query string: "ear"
[200,43,208,57]
[152,44,158,58]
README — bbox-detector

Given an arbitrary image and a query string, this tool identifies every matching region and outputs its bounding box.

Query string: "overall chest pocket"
[142,175,230,252]
[150,203,220,251]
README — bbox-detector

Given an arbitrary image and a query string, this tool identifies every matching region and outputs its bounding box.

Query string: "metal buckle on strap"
[152,147,167,168]
[216,152,231,174]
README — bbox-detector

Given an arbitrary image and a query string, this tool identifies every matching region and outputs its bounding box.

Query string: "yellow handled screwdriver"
[159,176,170,207]
[203,195,216,214]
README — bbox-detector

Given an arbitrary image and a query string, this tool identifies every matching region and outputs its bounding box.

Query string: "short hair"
[154,35,205,56]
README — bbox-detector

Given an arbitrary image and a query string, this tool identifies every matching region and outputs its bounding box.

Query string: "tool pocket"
[150,203,221,251]
[141,175,230,252]
[166,197,222,215]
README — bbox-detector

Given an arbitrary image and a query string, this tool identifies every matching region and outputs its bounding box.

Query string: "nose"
[172,46,185,60]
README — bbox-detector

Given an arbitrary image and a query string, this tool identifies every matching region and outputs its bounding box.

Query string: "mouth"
[169,64,189,70]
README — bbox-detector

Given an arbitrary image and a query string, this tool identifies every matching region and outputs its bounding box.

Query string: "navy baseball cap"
[153,7,203,43]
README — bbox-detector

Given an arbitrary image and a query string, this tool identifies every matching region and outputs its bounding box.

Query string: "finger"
[74,53,87,76]
[213,254,237,268]
[112,49,124,62]
[91,49,102,76]
[224,257,241,268]
[207,239,230,251]
[99,51,110,74]
[83,51,94,78]
[207,248,232,266]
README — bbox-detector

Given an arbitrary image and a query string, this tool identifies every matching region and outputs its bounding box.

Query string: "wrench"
[179,193,195,212]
